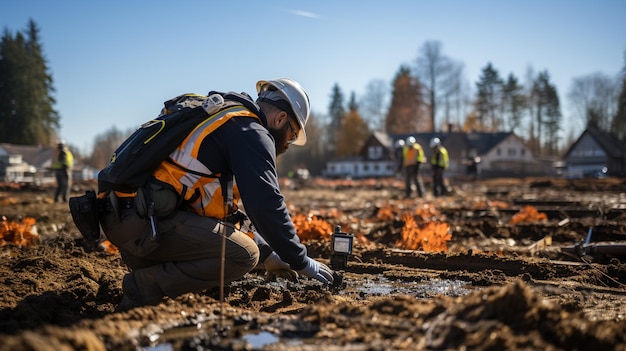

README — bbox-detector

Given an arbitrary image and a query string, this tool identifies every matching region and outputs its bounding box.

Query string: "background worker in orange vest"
[402,136,425,198]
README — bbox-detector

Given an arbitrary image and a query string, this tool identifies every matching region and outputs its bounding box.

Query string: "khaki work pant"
[101,206,260,301]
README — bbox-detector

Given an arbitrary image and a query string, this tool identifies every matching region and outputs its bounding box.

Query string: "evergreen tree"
[611,52,626,144]
[385,65,427,133]
[543,83,562,155]
[501,73,526,132]
[532,70,562,155]
[327,83,345,157]
[474,63,503,131]
[0,19,59,145]
[348,91,358,112]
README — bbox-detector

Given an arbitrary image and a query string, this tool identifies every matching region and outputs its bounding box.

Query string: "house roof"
[564,126,626,159]
[0,143,55,167]
[466,132,514,154]
[372,131,393,148]
[388,131,516,155]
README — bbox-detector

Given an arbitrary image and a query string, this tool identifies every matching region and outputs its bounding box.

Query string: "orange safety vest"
[152,106,260,219]
[402,144,424,167]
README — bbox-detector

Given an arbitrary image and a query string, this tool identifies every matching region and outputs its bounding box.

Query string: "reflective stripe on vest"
[152,106,260,219]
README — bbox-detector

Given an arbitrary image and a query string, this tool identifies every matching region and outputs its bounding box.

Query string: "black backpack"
[97,91,259,194]
[71,91,259,246]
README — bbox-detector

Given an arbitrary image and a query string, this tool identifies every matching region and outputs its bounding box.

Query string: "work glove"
[263,252,298,282]
[297,257,334,285]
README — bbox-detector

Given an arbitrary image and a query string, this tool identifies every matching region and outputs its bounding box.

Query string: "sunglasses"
[286,115,298,144]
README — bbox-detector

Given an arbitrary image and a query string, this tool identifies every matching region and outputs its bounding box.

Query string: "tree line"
[0,20,60,146]
[281,42,626,176]
[2,21,626,177]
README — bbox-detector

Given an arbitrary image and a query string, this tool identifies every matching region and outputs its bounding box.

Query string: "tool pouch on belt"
[135,182,179,218]
[69,190,102,249]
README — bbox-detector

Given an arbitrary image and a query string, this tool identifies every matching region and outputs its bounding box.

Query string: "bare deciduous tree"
[439,60,467,131]
[567,72,619,131]
[89,126,131,170]
[415,40,453,132]
[359,79,388,131]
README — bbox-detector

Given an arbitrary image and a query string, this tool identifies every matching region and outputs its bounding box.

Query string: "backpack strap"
[211,91,266,126]
[218,171,234,216]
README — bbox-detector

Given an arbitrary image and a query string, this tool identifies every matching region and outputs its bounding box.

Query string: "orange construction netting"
[0,217,40,248]
[396,212,451,252]
[511,205,547,224]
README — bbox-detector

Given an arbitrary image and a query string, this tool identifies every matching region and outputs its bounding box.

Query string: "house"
[323,131,542,179]
[562,126,626,178]
[324,131,397,178]
[0,143,97,185]
[465,132,539,177]
[0,143,56,185]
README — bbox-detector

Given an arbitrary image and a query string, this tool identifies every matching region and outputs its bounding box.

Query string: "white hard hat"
[257,78,310,146]
[406,136,416,145]
[395,139,405,147]
[430,137,441,148]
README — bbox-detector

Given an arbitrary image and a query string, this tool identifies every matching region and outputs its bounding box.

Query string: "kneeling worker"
[100,78,334,310]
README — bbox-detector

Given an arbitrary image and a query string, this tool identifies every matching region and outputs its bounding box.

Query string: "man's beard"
[268,122,291,155]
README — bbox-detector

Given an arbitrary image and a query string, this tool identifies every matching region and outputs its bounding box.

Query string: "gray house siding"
[563,126,626,177]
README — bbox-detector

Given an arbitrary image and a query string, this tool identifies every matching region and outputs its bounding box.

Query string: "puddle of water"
[142,276,473,349]
[242,331,279,348]
[144,344,174,351]
[145,328,306,350]
[356,276,472,297]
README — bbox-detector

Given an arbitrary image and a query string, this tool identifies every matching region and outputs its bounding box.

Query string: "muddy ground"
[0,177,625,350]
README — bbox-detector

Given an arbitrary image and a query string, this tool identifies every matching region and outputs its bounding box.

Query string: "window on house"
[368,146,383,159]
[593,147,605,156]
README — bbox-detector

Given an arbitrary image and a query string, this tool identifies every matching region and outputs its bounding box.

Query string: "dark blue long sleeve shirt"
[196,101,309,270]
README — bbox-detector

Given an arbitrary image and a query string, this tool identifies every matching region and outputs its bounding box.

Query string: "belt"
[102,196,135,213]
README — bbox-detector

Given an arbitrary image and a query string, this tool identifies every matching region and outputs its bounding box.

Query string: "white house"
[0,143,98,185]
[0,143,56,185]
[324,132,396,178]
[323,131,541,179]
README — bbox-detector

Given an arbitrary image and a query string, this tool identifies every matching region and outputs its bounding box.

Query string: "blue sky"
[2,0,625,154]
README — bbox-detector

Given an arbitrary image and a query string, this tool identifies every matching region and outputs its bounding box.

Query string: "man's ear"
[273,110,289,126]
